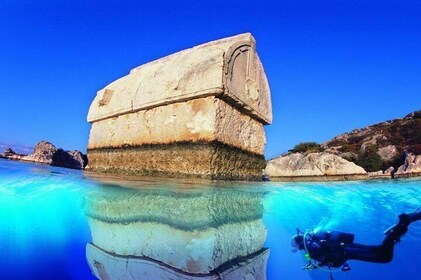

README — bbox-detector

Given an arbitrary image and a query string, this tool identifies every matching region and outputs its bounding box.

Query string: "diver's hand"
[302,262,318,271]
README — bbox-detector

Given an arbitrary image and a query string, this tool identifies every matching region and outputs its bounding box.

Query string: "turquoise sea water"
[1,158,421,280]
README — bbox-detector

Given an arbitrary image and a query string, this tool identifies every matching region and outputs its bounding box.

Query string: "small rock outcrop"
[265,152,367,181]
[0,148,24,160]
[86,33,272,180]
[52,149,88,169]
[22,141,57,164]
[395,153,421,178]
[3,148,16,156]
[367,166,394,179]
[19,141,88,170]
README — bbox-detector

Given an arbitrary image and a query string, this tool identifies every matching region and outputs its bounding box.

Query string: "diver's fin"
[408,208,421,223]
[384,213,410,236]
[384,209,421,237]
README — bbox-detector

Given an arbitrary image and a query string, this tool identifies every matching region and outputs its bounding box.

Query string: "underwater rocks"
[86,33,272,180]
[84,187,268,278]
[1,141,88,170]
[265,152,367,181]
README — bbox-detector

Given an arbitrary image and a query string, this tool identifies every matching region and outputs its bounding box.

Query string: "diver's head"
[291,234,305,252]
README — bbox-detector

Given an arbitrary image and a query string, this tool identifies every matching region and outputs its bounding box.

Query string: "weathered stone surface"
[265,152,367,181]
[87,33,271,124]
[86,244,269,280]
[395,153,421,178]
[86,33,272,180]
[377,145,398,162]
[88,97,265,155]
[21,141,57,164]
[84,187,267,275]
[88,219,266,274]
[84,188,264,230]
[87,142,265,180]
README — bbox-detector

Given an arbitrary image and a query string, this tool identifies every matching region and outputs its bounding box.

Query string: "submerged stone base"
[87,219,266,274]
[84,189,264,230]
[86,243,269,280]
[87,141,265,180]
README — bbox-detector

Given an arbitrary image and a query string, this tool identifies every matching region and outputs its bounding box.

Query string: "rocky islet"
[0,141,87,170]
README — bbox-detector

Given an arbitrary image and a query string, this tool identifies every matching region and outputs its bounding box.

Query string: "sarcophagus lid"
[87,33,272,125]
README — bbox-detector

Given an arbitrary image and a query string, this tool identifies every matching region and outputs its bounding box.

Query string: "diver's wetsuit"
[305,211,421,268]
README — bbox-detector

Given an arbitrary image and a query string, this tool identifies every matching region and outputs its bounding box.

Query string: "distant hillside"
[324,110,421,172]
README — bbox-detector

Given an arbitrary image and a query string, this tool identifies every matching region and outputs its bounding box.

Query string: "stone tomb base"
[87,142,265,180]
[86,243,269,280]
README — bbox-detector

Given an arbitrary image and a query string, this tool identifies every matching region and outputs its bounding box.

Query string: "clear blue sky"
[1,0,420,159]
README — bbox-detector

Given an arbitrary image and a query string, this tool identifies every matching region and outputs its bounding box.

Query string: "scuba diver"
[291,210,421,276]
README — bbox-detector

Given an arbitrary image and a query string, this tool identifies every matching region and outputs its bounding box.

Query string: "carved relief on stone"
[224,41,272,124]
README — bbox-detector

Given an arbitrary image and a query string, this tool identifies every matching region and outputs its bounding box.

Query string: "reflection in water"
[1,159,421,279]
[3,159,421,280]
[84,186,269,279]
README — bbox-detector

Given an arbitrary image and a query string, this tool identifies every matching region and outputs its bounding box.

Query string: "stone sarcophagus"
[86,33,272,180]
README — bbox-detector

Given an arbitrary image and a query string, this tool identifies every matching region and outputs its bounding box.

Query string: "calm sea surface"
[1,158,421,280]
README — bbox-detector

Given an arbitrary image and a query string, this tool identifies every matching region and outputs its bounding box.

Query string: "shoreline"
[263,173,421,182]
[2,157,421,184]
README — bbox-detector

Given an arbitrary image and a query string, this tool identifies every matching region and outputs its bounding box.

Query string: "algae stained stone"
[84,187,268,279]
[86,33,272,180]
